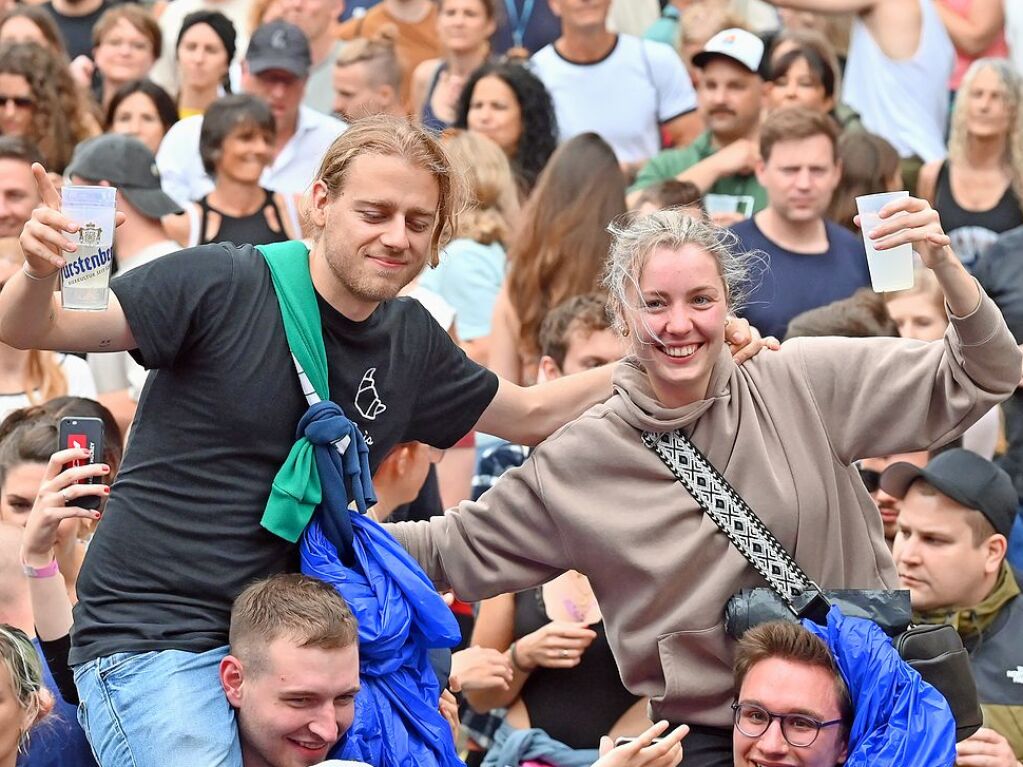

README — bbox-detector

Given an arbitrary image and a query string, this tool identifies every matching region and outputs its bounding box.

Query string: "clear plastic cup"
[60,185,117,310]
[856,191,914,293]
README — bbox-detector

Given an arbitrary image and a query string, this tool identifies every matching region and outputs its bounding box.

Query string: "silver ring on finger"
[559,649,568,659]
[60,489,71,505]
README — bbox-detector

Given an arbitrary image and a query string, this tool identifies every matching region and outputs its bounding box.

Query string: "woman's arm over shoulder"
[789,290,1021,463]
[387,456,570,601]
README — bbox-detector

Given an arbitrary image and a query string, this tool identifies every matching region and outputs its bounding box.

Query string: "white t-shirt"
[531,35,697,164]
[842,0,953,161]
[88,240,180,401]
[0,354,98,421]
[156,106,347,206]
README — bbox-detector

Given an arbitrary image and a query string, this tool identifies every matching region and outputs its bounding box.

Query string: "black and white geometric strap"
[642,429,819,608]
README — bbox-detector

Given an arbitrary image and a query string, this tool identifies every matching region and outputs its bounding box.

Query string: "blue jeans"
[73,646,242,767]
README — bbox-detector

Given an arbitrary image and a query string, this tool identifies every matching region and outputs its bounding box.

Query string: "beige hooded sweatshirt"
[391,291,1021,728]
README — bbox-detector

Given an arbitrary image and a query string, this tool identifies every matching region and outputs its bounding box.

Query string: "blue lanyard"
[504,0,536,49]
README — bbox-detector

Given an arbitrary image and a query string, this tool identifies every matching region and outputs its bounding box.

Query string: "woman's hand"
[726,316,780,365]
[593,721,689,767]
[857,195,953,270]
[450,645,514,693]
[22,447,108,568]
[515,621,598,670]
[20,164,126,278]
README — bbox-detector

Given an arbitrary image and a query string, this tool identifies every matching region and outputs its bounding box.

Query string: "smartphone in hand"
[57,417,104,510]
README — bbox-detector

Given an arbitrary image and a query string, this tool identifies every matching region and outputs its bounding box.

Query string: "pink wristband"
[21,557,59,578]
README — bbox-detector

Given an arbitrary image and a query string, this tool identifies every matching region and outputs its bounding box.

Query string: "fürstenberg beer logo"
[79,222,101,246]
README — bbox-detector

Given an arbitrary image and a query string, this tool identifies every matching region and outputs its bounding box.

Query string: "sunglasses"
[857,467,881,494]
[0,95,34,109]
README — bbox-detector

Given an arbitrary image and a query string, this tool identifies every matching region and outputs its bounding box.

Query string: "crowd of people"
[0,0,1020,766]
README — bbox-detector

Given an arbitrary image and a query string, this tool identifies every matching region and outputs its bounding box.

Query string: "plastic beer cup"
[60,185,117,310]
[856,191,914,293]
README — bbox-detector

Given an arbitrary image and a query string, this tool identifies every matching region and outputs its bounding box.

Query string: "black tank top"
[513,588,638,749]
[934,161,1023,269]
[198,189,290,246]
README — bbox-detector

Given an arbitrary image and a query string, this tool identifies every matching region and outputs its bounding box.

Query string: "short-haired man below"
[220,573,364,767]
[66,134,183,436]
[885,449,1023,764]
[732,106,870,340]
[537,293,627,382]
[632,28,767,220]
[0,137,43,239]
[332,36,406,122]
[531,0,698,175]
[732,620,850,767]
[157,20,347,206]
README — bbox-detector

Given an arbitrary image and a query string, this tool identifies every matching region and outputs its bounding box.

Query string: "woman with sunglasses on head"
[0,42,100,174]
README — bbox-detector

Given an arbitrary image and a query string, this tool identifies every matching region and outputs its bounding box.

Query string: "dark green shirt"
[632,131,768,215]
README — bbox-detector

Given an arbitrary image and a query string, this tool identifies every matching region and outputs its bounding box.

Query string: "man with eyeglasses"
[731,621,850,767]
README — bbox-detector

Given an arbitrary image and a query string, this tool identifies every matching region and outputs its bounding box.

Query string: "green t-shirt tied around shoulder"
[630,130,768,215]
[256,240,357,544]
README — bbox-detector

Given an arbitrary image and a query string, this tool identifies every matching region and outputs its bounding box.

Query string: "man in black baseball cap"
[67,133,184,430]
[883,448,1023,763]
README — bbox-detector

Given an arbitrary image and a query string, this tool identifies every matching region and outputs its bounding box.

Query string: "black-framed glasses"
[732,702,844,748]
[857,467,881,494]
[0,95,33,109]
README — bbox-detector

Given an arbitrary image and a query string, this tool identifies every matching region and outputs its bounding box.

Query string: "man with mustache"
[631,28,767,223]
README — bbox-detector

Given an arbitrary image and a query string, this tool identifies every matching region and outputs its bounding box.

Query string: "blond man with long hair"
[1,115,703,764]
[917,58,1023,268]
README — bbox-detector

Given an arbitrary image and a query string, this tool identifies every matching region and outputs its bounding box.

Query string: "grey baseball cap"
[66,134,182,220]
[881,448,1018,538]
[246,20,311,78]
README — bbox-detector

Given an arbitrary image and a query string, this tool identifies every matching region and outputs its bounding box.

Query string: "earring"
[621,326,630,337]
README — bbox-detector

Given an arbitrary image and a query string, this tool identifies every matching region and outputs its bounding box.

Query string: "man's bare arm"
[473,366,614,447]
[0,164,135,352]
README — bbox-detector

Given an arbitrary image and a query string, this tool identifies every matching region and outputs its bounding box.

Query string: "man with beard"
[631,28,767,222]
[0,116,658,765]
[0,137,42,239]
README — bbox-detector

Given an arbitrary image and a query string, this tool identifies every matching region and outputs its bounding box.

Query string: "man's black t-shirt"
[70,244,499,665]
[40,1,111,61]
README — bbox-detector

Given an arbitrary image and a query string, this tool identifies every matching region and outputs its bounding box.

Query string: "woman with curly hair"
[488,133,626,383]
[0,42,100,174]
[917,58,1023,269]
[453,60,557,195]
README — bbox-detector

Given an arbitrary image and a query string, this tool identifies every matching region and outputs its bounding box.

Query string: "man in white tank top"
[763,0,954,189]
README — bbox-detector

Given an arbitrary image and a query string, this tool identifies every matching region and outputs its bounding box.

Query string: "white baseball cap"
[692,28,765,75]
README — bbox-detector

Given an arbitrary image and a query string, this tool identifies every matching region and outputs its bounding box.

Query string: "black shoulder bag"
[643,427,983,742]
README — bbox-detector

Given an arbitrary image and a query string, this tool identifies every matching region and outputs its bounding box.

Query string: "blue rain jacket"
[803,606,957,767]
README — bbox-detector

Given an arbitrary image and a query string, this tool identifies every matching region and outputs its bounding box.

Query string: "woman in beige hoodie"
[390,197,1022,766]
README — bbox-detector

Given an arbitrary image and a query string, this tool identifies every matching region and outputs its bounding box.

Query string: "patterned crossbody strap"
[642,429,823,612]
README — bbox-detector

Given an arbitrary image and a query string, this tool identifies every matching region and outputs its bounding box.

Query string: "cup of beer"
[855,191,914,293]
[60,185,117,311]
